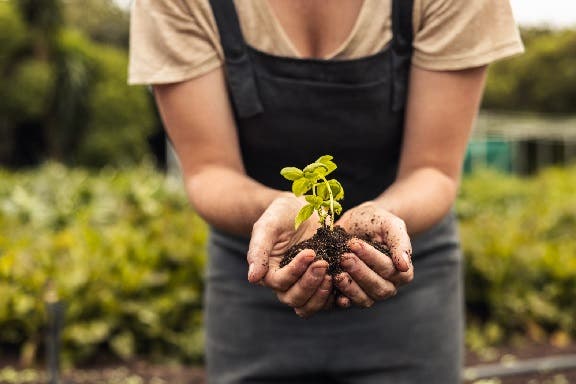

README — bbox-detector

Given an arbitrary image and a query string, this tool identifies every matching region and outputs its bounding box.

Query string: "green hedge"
[1,164,575,364]
[458,166,576,352]
[0,164,206,364]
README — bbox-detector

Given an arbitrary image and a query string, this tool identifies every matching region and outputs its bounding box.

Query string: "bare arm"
[153,69,279,236]
[376,65,488,234]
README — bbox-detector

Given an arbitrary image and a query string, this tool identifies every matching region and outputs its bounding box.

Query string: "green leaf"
[328,179,344,200]
[316,155,333,162]
[303,163,328,179]
[316,155,337,175]
[305,195,323,209]
[292,178,313,196]
[333,201,343,215]
[316,183,329,200]
[295,204,314,229]
[280,167,303,181]
[322,200,343,216]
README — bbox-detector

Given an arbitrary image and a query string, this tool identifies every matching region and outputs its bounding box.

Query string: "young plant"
[280,155,344,230]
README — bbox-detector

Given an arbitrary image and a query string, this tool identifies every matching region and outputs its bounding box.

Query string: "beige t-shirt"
[128,0,524,85]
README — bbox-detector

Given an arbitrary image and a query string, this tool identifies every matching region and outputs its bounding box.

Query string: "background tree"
[483,28,576,113]
[0,0,155,167]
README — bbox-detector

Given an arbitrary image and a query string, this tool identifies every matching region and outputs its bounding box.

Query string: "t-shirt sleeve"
[128,0,223,85]
[413,0,524,71]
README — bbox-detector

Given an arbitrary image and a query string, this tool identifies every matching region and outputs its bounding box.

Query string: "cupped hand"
[334,201,414,308]
[247,193,333,318]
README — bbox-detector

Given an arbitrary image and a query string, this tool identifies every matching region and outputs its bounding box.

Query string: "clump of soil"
[280,225,390,276]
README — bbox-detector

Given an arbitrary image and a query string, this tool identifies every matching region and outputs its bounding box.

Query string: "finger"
[348,239,414,286]
[348,239,395,278]
[334,272,374,308]
[340,253,397,301]
[265,249,316,291]
[389,269,414,287]
[293,275,332,318]
[276,260,328,307]
[336,295,351,308]
[247,217,280,283]
[379,215,412,273]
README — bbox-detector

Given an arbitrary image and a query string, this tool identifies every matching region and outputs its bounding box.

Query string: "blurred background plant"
[0,164,206,366]
[0,0,576,379]
[0,0,157,168]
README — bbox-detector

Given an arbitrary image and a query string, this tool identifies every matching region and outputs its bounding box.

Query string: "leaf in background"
[109,331,135,360]
[328,179,344,200]
[322,200,342,215]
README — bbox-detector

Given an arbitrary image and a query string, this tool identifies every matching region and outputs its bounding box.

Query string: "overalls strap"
[208,0,263,118]
[390,0,415,111]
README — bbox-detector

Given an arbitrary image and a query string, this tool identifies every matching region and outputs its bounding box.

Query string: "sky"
[114,0,576,29]
[509,0,576,28]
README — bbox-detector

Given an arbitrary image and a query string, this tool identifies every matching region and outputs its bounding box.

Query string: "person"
[129,0,524,382]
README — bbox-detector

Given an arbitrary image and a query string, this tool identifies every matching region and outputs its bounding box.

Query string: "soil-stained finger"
[265,249,315,291]
[334,272,374,308]
[276,260,328,307]
[340,253,397,301]
[348,239,396,278]
[336,295,351,308]
[293,275,332,318]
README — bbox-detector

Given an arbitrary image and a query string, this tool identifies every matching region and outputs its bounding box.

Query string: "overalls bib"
[205,1,463,382]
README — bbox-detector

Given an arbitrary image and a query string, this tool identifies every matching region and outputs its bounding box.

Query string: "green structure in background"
[465,112,576,175]
[464,139,513,174]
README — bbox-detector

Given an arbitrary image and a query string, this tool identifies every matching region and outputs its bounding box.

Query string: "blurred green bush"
[1,165,575,364]
[0,0,155,167]
[483,28,576,113]
[0,164,206,365]
[458,165,576,352]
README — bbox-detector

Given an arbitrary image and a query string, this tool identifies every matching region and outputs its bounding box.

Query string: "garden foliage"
[458,166,576,349]
[0,0,155,167]
[0,164,207,364]
[1,164,575,364]
[483,28,576,113]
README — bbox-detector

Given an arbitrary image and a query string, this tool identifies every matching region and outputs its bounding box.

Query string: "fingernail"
[348,240,361,252]
[402,251,412,267]
[312,266,326,278]
[340,256,355,270]
[248,263,255,279]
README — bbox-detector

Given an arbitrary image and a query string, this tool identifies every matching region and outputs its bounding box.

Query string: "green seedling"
[280,155,344,230]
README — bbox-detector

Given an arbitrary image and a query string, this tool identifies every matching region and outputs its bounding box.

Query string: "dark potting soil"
[279,225,390,276]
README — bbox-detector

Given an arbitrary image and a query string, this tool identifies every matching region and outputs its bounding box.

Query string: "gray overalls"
[205,0,463,382]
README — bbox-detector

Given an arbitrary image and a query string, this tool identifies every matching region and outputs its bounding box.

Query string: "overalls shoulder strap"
[390,0,415,111]
[208,0,263,118]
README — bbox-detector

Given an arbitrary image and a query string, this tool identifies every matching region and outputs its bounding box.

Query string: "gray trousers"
[205,213,463,384]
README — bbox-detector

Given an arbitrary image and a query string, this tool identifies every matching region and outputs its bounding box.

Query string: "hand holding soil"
[334,202,414,308]
[248,156,414,317]
[247,193,335,318]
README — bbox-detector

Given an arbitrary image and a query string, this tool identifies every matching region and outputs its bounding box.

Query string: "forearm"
[184,166,283,236]
[376,65,487,235]
[374,168,458,235]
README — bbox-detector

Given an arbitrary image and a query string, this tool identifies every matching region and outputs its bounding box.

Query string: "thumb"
[381,216,412,273]
[389,247,412,273]
[246,221,275,283]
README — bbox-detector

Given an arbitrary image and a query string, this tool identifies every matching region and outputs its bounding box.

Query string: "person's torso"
[210,0,414,209]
